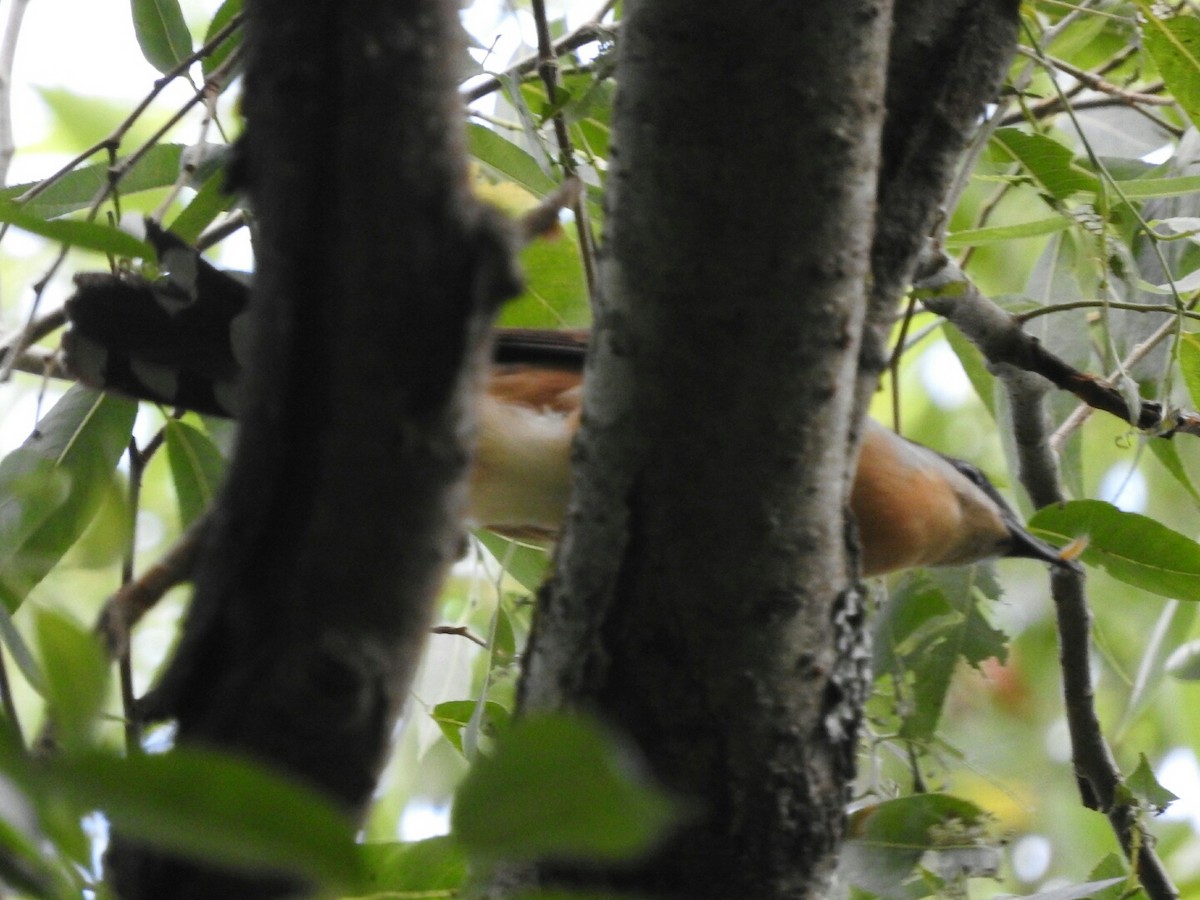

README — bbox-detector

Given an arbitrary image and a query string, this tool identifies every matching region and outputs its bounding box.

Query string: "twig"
[914,252,1170,432]
[1005,374,1178,900]
[118,434,166,752]
[11,13,243,211]
[198,208,249,251]
[518,175,582,244]
[1018,47,1173,108]
[462,2,617,104]
[1017,298,1200,325]
[529,0,596,300]
[0,0,31,186]
[430,626,488,648]
[0,307,65,360]
[96,515,207,662]
[0,15,245,386]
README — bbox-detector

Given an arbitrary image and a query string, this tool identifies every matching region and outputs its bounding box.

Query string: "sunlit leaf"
[0,199,151,258]
[2,144,186,219]
[1140,6,1200,129]
[991,128,1100,200]
[1181,332,1200,412]
[131,0,194,74]
[1030,499,1200,599]
[472,530,551,593]
[1127,753,1177,812]
[1148,436,1200,504]
[945,215,1072,247]
[468,124,558,198]
[167,168,236,244]
[432,699,508,756]
[201,0,244,83]
[453,713,678,862]
[351,837,467,897]
[1112,174,1200,199]
[1017,876,1128,899]
[0,387,137,613]
[501,233,591,328]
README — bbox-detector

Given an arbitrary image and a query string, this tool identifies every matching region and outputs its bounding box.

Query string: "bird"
[61,225,1073,577]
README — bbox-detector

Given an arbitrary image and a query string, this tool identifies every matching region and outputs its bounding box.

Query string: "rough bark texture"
[511,2,1021,899]
[862,0,1022,395]
[517,2,891,897]
[109,1,518,896]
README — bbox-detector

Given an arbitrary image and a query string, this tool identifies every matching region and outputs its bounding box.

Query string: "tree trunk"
[514,1,1020,898]
[517,2,891,896]
[109,1,519,896]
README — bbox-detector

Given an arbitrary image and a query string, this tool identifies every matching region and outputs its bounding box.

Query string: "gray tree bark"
[108,1,519,896]
[513,1,1020,898]
[517,2,891,897]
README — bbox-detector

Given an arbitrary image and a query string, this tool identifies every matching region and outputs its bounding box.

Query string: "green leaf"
[432,699,508,755]
[46,747,361,887]
[352,837,467,897]
[1017,877,1129,899]
[1140,7,1200,130]
[34,608,109,752]
[468,124,558,198]
[500,232,591,328]
[201,0,244,83]
[1085,854,1138,900]
[165,419,227,527]
[1148,436,1200,504]
[167,168,235,244]
[0,598,44,693]
[941,324,995,416]
[0,387,137,613]
[1127,753,1178,813]
[1111,174,1200,199]
[1029,499,1200,599]
[453,713,678,862]
[473,531,550,593]
[0,199,152,258]
[841,794,987,896]
[2,144,186,219]
[991,128,1101,200]
[0,796,79,900]
[944,215,1072,248]
[1181,332,1200,411]
[873,570,1006,741]
[131,0,194,74]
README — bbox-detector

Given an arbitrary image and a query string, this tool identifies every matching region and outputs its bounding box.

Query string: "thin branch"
[10,13,243,210]
[0,0,32,186]
[0,15,245,386]
[1016,298,1200,325]
[461,1,617,105]
[118,433,167,752]
[914,252,1170,432]
[529,0,596,300]
[429,625,488,648]
[1018,47,1173,108]
[1005,375,1178,900]
[96,516,206,661]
